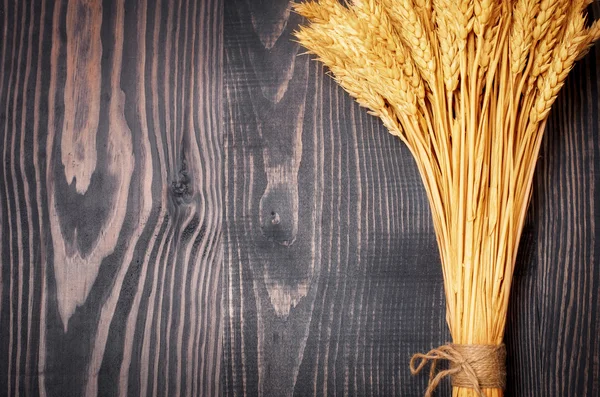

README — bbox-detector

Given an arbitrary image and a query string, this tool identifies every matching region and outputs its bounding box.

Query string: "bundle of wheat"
[293,0,600,396]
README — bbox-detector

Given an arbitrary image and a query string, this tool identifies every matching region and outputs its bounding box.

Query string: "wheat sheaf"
[293,1,600,396]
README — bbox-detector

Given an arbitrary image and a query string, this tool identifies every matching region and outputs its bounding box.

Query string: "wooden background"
[0,0,222,396]
[2,0,600,396]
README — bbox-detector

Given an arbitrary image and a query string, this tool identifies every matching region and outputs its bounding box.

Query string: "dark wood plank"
[0,0,222,396]
[506,5,600,395]
[224,2,600,397]
[504,4,600,396]
[223,1,450,396]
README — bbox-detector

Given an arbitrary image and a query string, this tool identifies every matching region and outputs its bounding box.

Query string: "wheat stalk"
[294,1,599,396]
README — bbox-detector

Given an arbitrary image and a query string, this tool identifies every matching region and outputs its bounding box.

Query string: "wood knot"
[259,184,297,246]
[170,158,192,203]
[270,211,281,225]
[171,177,189,197]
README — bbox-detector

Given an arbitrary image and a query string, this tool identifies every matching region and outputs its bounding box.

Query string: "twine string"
[409,344,506,397]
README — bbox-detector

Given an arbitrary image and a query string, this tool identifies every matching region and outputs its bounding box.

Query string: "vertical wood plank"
[506,5,600,396]
[506,22,600,397]
[0,0,223,396]
[223,1,450,396]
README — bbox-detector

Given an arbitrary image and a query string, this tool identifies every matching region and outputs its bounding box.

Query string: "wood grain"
[224,1,600,397]
[223,1,450,396]
[0,0,222,396]
[504,5,600,397]
[2,1,600,396]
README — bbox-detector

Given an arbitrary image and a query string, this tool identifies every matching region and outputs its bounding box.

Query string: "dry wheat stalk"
[294,0,599,396]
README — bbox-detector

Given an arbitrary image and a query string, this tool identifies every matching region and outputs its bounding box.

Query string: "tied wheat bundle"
[293,0,600,396]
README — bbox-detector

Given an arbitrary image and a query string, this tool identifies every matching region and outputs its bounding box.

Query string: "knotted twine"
[409,344,506,397]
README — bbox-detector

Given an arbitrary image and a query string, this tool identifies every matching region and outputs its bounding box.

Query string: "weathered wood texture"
[0,0,222,396]
[223,1,600,397]
[2,1,600,396]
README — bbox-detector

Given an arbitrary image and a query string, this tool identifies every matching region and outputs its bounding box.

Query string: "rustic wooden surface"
[223,1,600,397]
[1,0,600,396]
[0,0,222,396]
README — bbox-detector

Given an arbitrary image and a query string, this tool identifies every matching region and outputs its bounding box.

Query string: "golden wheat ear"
[292,2,329,23]
[576,20,600,60]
